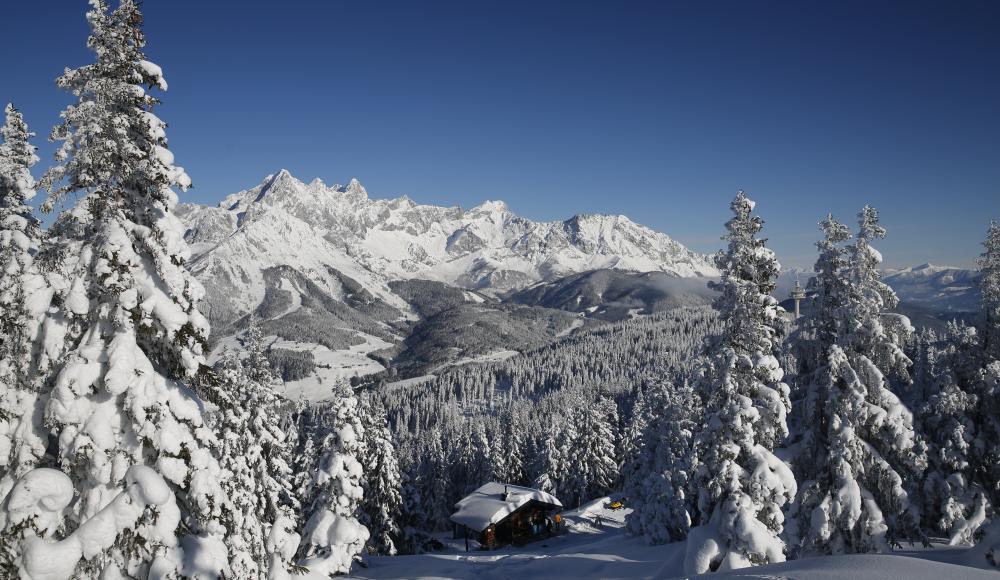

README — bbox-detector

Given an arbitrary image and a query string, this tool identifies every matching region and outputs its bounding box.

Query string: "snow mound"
[705,553,997,580]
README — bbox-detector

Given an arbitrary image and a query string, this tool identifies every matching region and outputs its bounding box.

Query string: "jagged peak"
[252,168,307,201]
[338,177,368,198]
[268,168,294,183]
[389,194,415,209]
[258,168,305,193]
[564,213,630,228]
[470,199,509,214]
[191,170,717,282]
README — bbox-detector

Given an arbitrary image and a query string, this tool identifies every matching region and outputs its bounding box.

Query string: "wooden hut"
[450,482,563,550]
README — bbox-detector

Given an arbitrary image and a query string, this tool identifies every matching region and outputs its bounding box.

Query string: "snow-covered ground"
[555,317,585,337]
[353,498,997,580]
[274,333,391,401]
[451,349,521,367]
[210,331,391,402]
[383,375,437,391]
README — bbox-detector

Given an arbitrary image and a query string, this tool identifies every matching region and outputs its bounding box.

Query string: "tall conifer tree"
[35,1,228,575]
[358,392,404,556]
[0,103,47,490]
[297,383,369,575]
[685,191,795,574]
[794,207,925,555]
[216,318,296,578]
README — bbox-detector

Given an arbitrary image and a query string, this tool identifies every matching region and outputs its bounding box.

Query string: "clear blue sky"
[5,1,999,268]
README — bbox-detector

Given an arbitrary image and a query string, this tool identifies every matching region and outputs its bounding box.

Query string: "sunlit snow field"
[353,498,997,580]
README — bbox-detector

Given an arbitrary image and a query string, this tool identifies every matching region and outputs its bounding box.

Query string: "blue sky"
[5,1,999,268]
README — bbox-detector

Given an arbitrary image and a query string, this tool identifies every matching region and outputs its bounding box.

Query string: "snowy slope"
[353,496,995,579]
[882,263,981,312]
[177,170,717,328]
[510,269,717,321]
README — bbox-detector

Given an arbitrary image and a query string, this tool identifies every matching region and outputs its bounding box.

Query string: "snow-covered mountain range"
[883,263,981,312]
[176,170,982,398]
[177,169,717,328]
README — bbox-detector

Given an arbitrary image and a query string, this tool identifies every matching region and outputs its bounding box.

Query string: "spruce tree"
[297,383,369,575]
[533,413,575,500]
[685,191,795,574]
[0,103,47,490]
[625,380,700,545]
[794,207,925,556]
[566,396,618,507]
[35,1,227,575]
[290,401,321,520]
[982,221,1000,362]
[216,319,296,578]
[620,386,649,483]
[969,220,1000,564]
[915,322,985,543]
[418,429,452,531]
[358,392,404,556]
[493,408,527,485]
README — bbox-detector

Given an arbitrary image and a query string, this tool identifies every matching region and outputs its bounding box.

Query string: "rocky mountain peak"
[180,169,719,327]
[339,177,368,198]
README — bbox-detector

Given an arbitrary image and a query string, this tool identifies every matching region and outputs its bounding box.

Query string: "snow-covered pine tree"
[493,407,527,485]
[625,379,700,545]
[482,417,506,484]
[620,386,650,484]
[968,220,1000,564]
[915,322,985,544]
[565,395,619,508]
[982,221,1000,362]
[0,103,53,577]
[395,434,429,553]
[0,103,49,492]
[532,409,575,499]
[358,391,404,556]
[34,1,228,575]
[297,383,369,575]
[441,421,491,501]
[794,207,925,556]
[908,327,939,402]
[418,429,452,531]
[215,318,297,578]
[289,400,321,520]
[685,191,796,574]
[973,368,1000,566]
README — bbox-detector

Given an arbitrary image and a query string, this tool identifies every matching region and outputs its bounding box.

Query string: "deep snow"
[351,498,997,580]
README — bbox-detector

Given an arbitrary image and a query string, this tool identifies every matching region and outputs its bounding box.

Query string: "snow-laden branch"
[7,466,171,580]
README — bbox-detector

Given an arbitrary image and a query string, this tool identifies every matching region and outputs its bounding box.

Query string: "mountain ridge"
[177,169,719,329]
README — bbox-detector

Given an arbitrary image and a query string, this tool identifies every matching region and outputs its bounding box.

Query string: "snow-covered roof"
[450,482,562,533]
